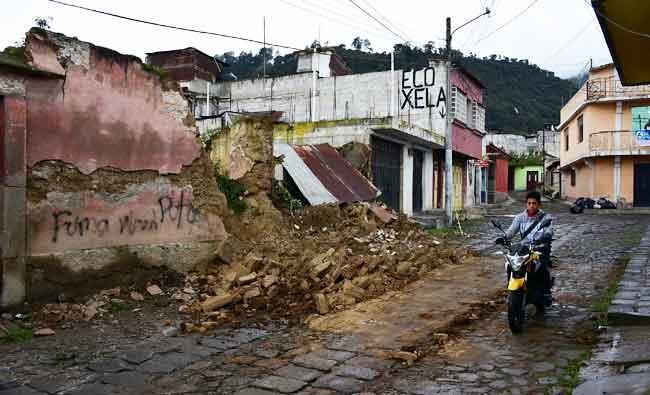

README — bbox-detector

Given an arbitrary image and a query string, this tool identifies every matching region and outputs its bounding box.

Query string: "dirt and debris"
[166,202,476,332]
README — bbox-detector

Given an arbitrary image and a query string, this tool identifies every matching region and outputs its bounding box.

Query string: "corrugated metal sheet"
[275,143,380,205]
[288,144,380,204]
[275,144,337,205]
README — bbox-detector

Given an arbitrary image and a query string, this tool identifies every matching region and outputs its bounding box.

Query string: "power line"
[347,0,408,43]
[48,0,302,51]
[356,0,415,43]
[544,18,594,62]
[474,0,540,44]
[277,0,395,42]
[582,0,650,39]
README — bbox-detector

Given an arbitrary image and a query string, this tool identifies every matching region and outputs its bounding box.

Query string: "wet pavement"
[1,203,648,395]
[363,205,649,395]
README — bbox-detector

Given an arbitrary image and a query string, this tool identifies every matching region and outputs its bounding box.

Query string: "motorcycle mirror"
[491,219,501,228]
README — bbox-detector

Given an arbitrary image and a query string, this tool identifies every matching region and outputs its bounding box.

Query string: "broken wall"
[209,116,281,223]
[1,29,229,306]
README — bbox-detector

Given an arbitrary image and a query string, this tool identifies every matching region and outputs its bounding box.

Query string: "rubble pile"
[35,287,142,326]
[172,203,475,331]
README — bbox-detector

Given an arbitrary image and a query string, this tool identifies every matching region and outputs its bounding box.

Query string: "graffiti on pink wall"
[28,187,226,254]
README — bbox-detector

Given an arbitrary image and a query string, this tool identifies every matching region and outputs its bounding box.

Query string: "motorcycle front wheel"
[507,291,526,333]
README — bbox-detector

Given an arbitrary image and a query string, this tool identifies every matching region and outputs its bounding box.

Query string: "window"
[564,128,569,151]
[471,101,478,129]
[570,169,576,186]
[450,87,457,117]
[578,115,584,143]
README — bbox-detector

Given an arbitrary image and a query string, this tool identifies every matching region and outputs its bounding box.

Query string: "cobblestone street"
[0,204,647,395]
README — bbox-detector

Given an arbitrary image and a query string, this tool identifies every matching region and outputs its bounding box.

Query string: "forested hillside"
[218,39,580,133]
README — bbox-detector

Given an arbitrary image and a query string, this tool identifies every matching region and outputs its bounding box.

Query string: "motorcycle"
[492,218,553,333]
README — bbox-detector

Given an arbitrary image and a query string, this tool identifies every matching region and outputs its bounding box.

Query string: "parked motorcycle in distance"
[492,218,553,333]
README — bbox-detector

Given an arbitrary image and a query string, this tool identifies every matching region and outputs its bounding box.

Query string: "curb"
[607,226,650,325]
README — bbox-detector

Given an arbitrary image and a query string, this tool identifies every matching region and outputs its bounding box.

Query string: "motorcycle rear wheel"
[507,291,526,333]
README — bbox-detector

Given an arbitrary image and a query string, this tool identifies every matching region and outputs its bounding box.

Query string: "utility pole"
[445,17,453,225]
[444,7,491,225]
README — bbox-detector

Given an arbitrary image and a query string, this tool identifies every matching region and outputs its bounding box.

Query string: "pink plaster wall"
[27,186,226,254]
[452,123,482,159]
[25,34,201,174]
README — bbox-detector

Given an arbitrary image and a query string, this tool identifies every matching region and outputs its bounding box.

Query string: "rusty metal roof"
[291,144,380,204]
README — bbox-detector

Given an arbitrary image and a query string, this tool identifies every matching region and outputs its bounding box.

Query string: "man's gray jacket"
[505,209,553,244]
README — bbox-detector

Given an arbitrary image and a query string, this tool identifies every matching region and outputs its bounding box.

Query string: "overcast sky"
[2,0,612,78]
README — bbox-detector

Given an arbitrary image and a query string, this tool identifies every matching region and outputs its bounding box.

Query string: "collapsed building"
[173,48,488,216]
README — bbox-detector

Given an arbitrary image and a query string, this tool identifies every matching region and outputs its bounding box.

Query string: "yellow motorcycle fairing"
[507,277,525,291]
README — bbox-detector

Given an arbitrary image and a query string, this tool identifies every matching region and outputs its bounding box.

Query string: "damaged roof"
[277,143,380,205]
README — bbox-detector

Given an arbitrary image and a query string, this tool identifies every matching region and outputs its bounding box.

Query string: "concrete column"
[423,151,434,211]
[615,101,623,149]
[1,95,27,308]
[401,144,413,216]
[614,155,621,201]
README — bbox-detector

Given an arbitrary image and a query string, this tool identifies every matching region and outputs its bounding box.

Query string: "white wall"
[213,64,449,140]
[483,133,536,155]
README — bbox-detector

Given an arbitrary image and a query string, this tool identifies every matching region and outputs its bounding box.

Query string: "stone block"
[292,354,338,371]
[119,349,154,365]
[274,364,322,382]
[312,374,364,393]
[0,387,43,395]
[311,349,355,362]
[0,257,25,308]
[1,187,26,258]
[334,366,379,381]
[252,375,307,393]
[574,373,650,395]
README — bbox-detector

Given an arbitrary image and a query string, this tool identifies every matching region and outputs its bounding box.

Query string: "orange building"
[558,63,650,207]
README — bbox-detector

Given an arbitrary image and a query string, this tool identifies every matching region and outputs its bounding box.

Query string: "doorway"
[634,163,650,207]
[371,136,402,211]
[526,171,539,191]
[412,150,423,212]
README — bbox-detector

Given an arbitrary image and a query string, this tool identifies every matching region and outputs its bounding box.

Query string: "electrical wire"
[277,0,396,42]
[583,0,650,39]
[48,0,302,50]
[356,0,415,43]
[544,18,595,62]
[347,0,409,43]
[474,0,540,44]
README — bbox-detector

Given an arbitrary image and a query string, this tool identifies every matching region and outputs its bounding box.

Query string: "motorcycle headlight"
[507,254,529,271]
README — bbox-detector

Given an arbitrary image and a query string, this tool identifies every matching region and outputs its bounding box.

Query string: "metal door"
[412,150,424,212]
[371,137,402,211]
[634,164,650,207]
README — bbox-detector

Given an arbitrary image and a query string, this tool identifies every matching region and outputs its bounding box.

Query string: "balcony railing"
[590,130,650,154]
[586,77,650,101]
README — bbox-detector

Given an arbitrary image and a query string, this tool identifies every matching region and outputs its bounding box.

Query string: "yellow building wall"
[563,156,650,204]
[594,157,614,198]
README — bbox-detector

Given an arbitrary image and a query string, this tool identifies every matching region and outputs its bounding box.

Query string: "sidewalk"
[575,226,650,395]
